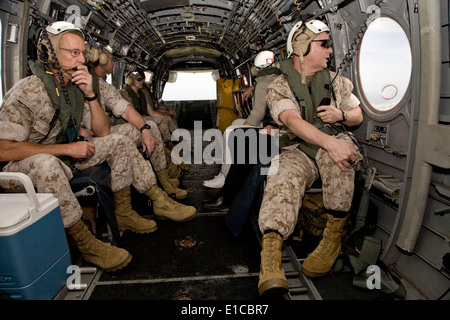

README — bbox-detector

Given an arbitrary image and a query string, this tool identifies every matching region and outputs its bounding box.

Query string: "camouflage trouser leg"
[75,134,157,194]
[316,133,363,211]
[146,116,175,144]
[2,154,82,228]
[110,121,167,172]
[258,133,362,239]
[258,149,319,239]
[166,116,178,131]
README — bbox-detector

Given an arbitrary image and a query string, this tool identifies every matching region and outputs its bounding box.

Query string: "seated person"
[137,70,177,120]
[203,50,281,189]
[257,19,363,296]
[202,125,279,211]
[120,72,177,147]
[0,21,197,273]
[87,44,187,199]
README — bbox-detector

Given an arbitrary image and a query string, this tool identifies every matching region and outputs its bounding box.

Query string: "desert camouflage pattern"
[0,76,157,228]
[82,77,129,127]
[119,88,177,144]
[266,70,360,128]
[0,76,65,144]
[259,134,362,239]
[83,78,167,171]
[259,70,363,239]
[144,115,175,144]
[110,122,166,171]
[1,154,82,228]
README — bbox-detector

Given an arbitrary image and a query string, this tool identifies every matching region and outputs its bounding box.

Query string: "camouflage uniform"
[119,89,177,144]
[84,77,167,172]
[259,71,363,239]
[0,75,157,228]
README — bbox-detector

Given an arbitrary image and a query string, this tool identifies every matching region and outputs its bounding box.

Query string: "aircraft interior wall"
[0,0,449,300]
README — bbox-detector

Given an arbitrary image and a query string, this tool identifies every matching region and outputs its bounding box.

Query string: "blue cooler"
[0,172,72,300]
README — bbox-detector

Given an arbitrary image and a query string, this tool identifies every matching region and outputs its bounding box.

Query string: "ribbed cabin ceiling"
[80,0,307,65]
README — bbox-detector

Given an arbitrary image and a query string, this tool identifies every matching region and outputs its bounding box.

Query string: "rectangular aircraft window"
[162,71,217,101]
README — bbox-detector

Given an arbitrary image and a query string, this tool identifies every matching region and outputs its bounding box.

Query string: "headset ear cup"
[126,76,134,86]
[89,47,100,64]
[38,45,49,62]
[99,52,108,66]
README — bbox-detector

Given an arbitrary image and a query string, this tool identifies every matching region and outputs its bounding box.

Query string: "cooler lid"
[0,193,56,228]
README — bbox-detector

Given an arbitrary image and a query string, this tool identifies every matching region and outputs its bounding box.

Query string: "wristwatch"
[84,93,97,101]
[140,123,151,132]
[341,110,347,122]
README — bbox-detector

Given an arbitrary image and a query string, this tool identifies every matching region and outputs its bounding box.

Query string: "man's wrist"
[84,93,97,101]
[140,123,151,132]
[340,110,347,122]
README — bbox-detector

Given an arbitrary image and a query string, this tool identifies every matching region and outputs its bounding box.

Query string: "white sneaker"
[203,172,226,188]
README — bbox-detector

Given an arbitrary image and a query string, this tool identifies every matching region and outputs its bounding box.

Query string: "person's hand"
[79,127,94,139]
[71,65,94,98]
[68,141,95,160]
[242,86,254,101]
[167,107,177,117]
[260,124,277,136]
[141,128,156,158]
[324,138,358,172]
[317,104,344,124]
[161,115,171,124]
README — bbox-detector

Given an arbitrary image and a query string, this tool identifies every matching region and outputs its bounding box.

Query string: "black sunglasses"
[311,39,333,48]
[136,78,144,81]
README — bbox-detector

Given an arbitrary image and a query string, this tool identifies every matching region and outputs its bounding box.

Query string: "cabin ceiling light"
[181,12,195,21]
[7,23,19,43]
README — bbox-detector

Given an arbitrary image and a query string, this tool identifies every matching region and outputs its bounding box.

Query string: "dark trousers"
[221,127,277,202]
[221,127,279,236]
[224,162,269,236]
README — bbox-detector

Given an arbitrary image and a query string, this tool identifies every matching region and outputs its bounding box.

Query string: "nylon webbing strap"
[349,236,381,274]
[350,236,406,298]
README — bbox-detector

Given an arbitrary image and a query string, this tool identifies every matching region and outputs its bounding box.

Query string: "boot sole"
[258,278,289,297]
[104,253,132,272]
[175,193,188,200]
[119,224,158,234]
[301,267,329,278]
[155,211,197,222]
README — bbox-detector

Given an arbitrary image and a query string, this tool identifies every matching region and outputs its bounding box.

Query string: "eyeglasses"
[60,48,89,59]
[311,39,333,49]
[136,78,144,81]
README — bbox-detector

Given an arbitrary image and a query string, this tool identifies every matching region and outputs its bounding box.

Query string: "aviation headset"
[286,19,330,84]
[85,43,113,67]
[286,19,330,58]
[37,21,84,66]
[126,71,140,86]
[35,21,85,144]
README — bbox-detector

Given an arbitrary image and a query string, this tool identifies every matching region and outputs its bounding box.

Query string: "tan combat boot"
[67,220,132,272]
[301,214,347,278]
[258,232,289,296]
[156,169,188,200]
[170,178,180,187]
[145,185,197,222]
[114,187,157,234]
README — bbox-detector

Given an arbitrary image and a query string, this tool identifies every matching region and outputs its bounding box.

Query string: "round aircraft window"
[358,17,412,112]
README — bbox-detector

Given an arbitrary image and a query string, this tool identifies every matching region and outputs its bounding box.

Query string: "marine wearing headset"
[0,21,196,272]
[257,19,364,296]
